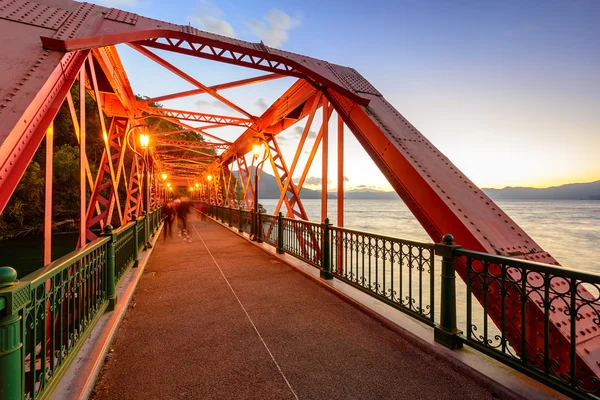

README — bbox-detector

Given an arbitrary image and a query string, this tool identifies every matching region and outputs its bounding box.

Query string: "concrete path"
[90,217,497,400]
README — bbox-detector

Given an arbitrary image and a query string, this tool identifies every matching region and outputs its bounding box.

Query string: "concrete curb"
[52,224,163,400]
[206,215,565,400]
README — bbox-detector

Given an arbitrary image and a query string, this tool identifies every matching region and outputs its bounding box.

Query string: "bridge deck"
[90,217,496,399]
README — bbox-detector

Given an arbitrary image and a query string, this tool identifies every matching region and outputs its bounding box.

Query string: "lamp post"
[251,142,268,241]
[139,133,150,214]
[139,133,153,249]
[207,174,213,204]
[161,173,168,203]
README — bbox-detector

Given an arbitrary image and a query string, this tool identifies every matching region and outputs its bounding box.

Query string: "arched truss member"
[0,0,598,384]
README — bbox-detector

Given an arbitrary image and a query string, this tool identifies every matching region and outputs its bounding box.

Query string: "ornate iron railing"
[258,214,278,247]
[240,210,252,235]
[330,226,435,325]
[114,222,136,283]
[136,215,147,252]
[456,248,600,398]
[281,218,322,267]
[0,210,163,400]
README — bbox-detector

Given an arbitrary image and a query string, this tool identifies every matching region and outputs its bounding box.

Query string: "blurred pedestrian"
[162,200,175,242]
[177,196,192,242]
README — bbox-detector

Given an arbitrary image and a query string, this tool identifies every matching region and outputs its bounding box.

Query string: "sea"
[261,198,599,329]
[261,198,600,273]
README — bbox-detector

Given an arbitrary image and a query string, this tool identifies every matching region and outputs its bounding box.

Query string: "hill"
[234,171,600,201]
[483,181,600,200]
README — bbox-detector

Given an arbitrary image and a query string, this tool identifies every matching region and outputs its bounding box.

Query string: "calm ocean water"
[261,198,600,273]
[262,198,599,329]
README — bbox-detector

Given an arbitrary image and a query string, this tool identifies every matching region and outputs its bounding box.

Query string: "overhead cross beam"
[128,43,256,120]
[144,73,283,104]
[140,106,254,127]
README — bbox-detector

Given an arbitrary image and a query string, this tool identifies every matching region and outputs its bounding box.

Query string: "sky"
[89,0,599,190]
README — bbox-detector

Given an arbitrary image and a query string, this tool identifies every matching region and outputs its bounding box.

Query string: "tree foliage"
[0,91,210,239]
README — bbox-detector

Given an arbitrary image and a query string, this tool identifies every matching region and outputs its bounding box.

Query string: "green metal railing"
[330,226,436,325]
[0,208,162,400]
[455,247,600,398]
[206,205,600,399]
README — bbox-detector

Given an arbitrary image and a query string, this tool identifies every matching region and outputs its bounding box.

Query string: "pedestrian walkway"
[90,217,499,399]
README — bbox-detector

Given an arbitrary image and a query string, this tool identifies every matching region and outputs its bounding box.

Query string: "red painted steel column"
[79,69,86,245]
[321,100,329,222]
[44,123,53,266]
[337,114,344,227]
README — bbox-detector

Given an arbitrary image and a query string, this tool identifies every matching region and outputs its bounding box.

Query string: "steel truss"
[0,0,598,385]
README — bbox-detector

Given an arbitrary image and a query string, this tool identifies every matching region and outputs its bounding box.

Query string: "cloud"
[255,98,269,111]
[304,176,321,185]
[189,1,236,38]
[344,176,350,182]
[302,176,334,186]
[246,10,300,48]
[195,99,234,113]
[293,126,317,139]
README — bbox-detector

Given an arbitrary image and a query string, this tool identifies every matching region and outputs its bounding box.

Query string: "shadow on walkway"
[91,217,496,400]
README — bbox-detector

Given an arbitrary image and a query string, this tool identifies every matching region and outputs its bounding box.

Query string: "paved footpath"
[91,217,498,400]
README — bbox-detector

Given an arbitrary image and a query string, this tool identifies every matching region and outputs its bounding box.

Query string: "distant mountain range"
[483,180,600,200]
[234,170,600,201]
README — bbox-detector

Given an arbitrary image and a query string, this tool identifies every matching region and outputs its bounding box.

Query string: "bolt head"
[0,266,18,288]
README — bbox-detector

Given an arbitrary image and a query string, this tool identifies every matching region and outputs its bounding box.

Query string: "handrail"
[0,208,163,400]
[25,235,111,286]
[456,248,600,281]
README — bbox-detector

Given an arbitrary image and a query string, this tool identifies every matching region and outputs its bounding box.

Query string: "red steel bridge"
[1,0,599,398]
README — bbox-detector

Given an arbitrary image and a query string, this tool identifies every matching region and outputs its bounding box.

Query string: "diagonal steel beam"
[128,43,256,119]
[145,73,283,103]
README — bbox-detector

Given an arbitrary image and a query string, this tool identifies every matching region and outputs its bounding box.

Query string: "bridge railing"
[329,225,436,325]
[452,246,600,398]
[206,205,600,399]
[0,209,162,400]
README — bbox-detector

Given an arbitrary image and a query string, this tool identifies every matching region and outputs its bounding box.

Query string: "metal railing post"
[102,225,117,310]
[250,210,257,241]
[257,212,263,243]
[238,208,243,233]
[228,206,232,227]
[0,266,23,400]
[434,234,462,349]
[320,218,332,280]
[133,217,139,268]
[277,212,284,254]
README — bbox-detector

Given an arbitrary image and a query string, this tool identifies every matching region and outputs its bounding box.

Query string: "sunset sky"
[90,0,599,190]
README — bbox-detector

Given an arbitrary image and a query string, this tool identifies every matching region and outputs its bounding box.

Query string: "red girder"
[141,106,253,127]
[144,73,283,104]
[155,138,230,149]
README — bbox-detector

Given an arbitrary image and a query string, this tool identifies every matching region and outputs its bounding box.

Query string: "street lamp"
[123,124,151,215]
[160,173,168,202]
[251,140,268,241]
[139,133,150,217]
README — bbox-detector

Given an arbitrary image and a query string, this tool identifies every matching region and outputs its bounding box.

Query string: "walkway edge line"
[207,216,565,400]
[51,224,164,400]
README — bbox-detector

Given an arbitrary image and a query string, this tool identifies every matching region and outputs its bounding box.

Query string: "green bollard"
[276,212,284,254]
[320,218,333,280]
[434,234,463,349]
[0,266,22,400]
[102,226,117,311]
[133,217,139,268]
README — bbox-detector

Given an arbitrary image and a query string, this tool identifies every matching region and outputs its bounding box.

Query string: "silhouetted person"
[177,197,192,242]
[162,200,175,241]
